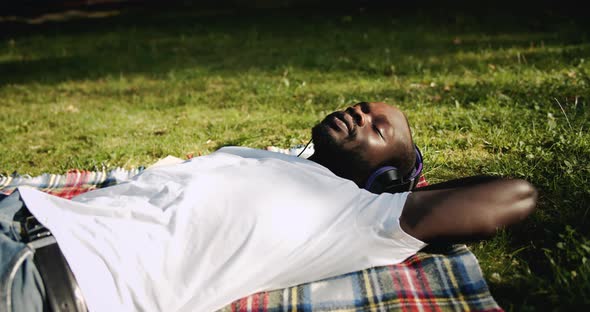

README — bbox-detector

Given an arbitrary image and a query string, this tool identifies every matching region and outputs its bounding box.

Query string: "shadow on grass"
[1,7,589,86]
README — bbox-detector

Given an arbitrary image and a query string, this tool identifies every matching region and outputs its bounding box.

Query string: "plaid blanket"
[0,162,502,312]
[0,168,143,199]
[222,244,502,312]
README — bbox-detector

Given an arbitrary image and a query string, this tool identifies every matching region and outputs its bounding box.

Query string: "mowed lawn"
[1,4,589,310]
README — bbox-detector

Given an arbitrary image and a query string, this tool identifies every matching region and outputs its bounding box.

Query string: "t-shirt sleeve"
[354,191,427,263]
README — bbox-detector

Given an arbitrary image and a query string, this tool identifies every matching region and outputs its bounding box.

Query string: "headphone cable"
[297,138,313,157]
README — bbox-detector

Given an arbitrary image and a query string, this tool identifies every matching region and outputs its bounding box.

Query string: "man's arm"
[400,176,538,244]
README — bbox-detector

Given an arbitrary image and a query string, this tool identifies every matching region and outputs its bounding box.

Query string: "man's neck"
[307,153,365,187]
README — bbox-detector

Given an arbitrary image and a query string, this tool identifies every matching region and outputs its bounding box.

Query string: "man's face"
[311,102,411,180]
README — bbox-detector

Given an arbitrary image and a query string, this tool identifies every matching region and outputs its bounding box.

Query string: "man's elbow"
[487,179,538,235]
[511,179,538,220]
[478,179,538,238]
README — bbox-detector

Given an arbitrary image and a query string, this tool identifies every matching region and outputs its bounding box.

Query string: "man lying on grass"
[1,102,537,312]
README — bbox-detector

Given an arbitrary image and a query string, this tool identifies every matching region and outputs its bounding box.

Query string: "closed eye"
[373,125,385,140]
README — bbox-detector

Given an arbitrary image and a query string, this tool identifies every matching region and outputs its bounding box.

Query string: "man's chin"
[312,125,354,160]
[311,124,341,152]
[311,124,371,183]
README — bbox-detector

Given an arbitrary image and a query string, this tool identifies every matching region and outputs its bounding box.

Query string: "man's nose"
[346,106,367,127]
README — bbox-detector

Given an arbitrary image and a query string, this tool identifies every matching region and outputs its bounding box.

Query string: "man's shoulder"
[215,146,318,166]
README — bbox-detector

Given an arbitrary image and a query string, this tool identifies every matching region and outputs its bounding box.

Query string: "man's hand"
[400,176,538,244]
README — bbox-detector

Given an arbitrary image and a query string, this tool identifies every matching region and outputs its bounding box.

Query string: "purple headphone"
[364,145,424,194]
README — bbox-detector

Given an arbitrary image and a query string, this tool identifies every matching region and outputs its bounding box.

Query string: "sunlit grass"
[1,6,589,310]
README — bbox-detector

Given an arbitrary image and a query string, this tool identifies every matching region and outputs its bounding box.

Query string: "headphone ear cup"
[365,144,424,194]
[365,166,401,194]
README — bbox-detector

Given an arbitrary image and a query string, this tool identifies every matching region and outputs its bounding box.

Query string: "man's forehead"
[367,102,407,123]
[368,101,400,112]
[329,101,408,126]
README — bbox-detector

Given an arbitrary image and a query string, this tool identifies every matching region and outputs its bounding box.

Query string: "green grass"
[1,5,589,310]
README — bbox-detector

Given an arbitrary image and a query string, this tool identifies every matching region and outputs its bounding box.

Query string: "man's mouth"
[332,116,348,132]
[328,112,354,135]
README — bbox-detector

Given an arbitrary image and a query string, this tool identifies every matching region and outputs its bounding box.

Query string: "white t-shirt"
[19,147,426,312]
